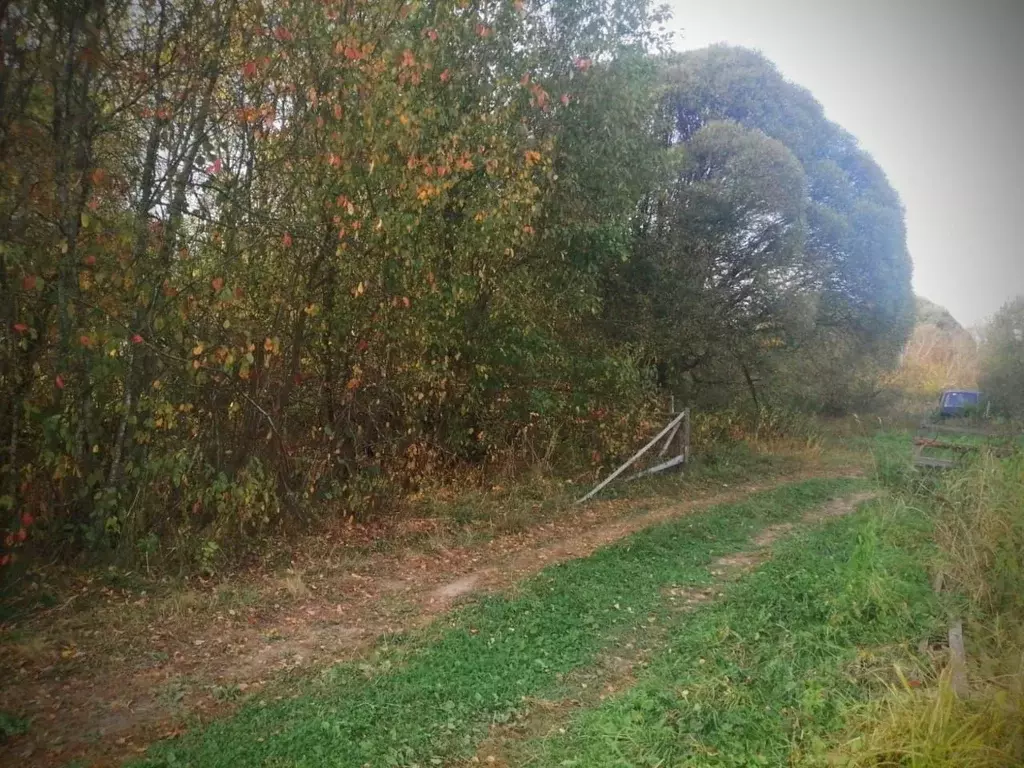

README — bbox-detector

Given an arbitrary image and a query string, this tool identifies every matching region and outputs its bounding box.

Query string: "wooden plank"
[576,410,688,504]
[913,438,977,452]
[924,423,1008,438]
[624,454,686,482]
[948,620,969,697]
[682,408,691,463]
[657,421,682,458]
[914,456,957,469]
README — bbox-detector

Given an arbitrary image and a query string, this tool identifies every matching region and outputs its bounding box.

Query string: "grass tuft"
[839,664,1024,768]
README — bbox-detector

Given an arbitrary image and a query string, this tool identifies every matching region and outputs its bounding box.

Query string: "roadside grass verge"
[837,450,1024,767]
[518,497,944,767]
[0,437,822,630]
[412,437,826,536]
[134,478,865,767]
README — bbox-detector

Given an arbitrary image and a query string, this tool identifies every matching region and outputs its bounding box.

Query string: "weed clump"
[845,449,1024,767]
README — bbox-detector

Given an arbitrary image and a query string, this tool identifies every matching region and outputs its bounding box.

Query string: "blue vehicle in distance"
[938,389,982,418]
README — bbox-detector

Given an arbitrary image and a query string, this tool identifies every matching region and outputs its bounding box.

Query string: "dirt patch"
[474,489,878,766]
[432,574,484,603]
[0,470,863,767]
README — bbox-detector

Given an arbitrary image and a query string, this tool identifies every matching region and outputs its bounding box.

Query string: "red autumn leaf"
[22,275,37,291]
[16,528,27,543]
[207,157,223,175]
[560,93,570,106]
[13,323,28,334]
[132,334,144,344]
[79,335,92,347]
[574,57,592,72]
[211,277,224,292]
[402,296,411,308]
[90,168,107,185]
[84,254,97,266]
[531,84,549,108]
[343,45,363,60]
[242,60,258,78]
[439,69,451,83]
[21,512,34,527]
[0,555,9,567]
[423,28,438,42]
[282,232,293,248]
[55,374,65,389]
[273,26,293,41]
[401,49,416,68]
[356,339,369,352]
[476,23,491,37]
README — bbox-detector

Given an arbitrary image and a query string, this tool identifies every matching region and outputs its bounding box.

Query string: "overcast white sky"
[667,0,1024,328]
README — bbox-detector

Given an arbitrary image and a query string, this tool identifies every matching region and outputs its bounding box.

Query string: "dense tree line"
[0,0,911,569]
[980,297,1024,419]
[607,47,913,413]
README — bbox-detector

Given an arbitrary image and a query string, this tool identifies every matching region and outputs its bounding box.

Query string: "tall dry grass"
[842,451,1024,767]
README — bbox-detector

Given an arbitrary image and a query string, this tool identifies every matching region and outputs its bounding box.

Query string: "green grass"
[136,478,864,768]
[519,498,944,767]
